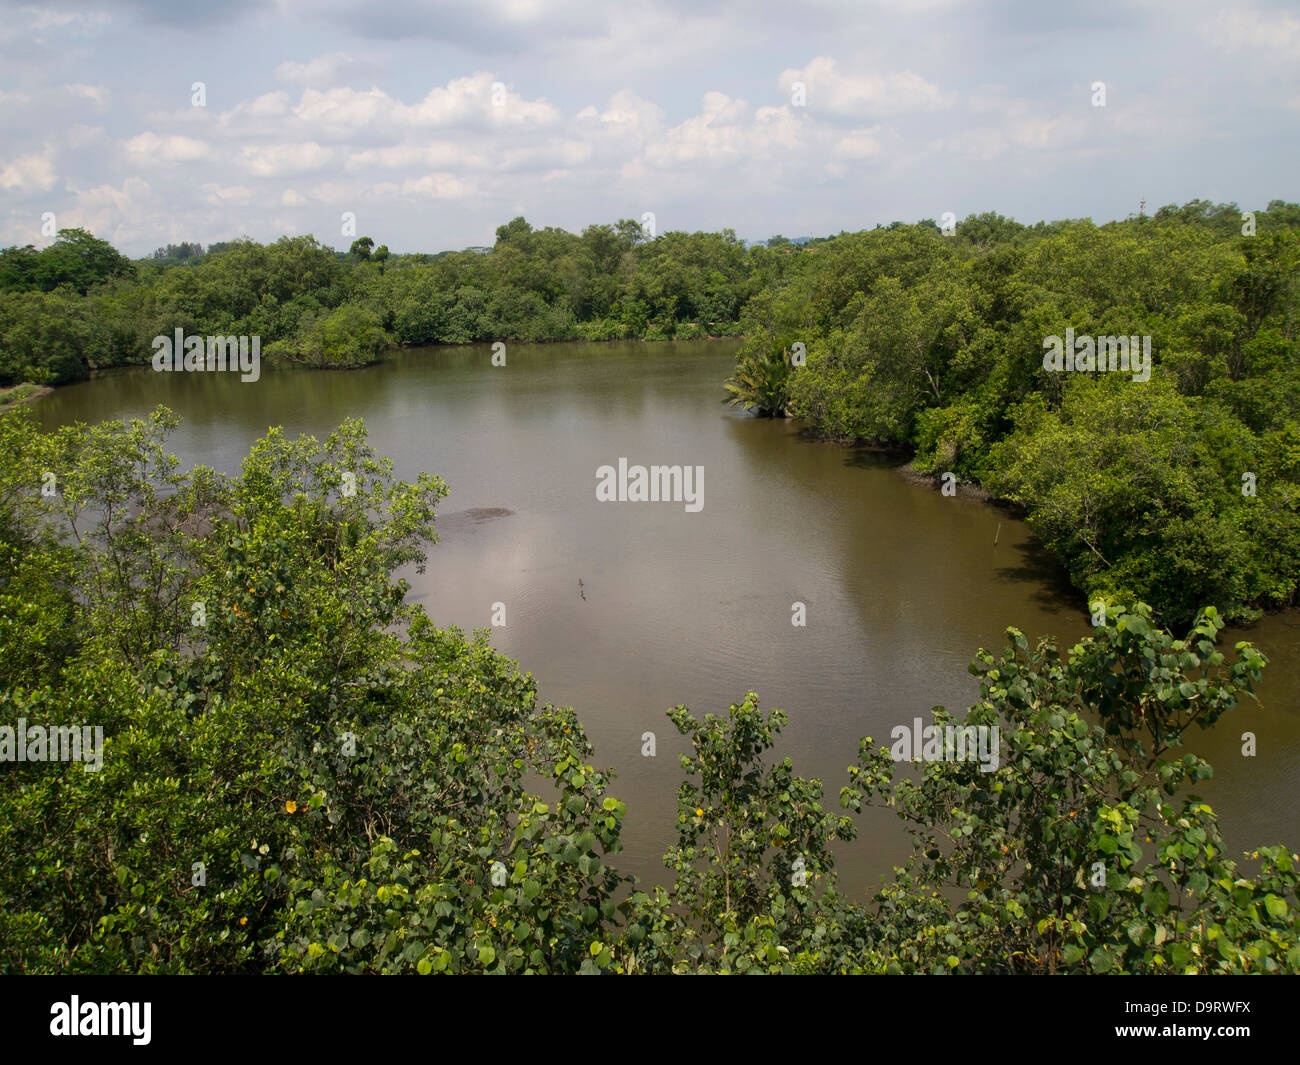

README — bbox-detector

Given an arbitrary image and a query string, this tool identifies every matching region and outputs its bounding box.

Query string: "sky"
[0,0,1296,256]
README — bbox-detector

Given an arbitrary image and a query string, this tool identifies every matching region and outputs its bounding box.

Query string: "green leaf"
[1142,881,1170,917]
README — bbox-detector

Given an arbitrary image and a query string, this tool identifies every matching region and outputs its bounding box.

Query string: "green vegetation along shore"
[726,201,1300,625]
[0,216,758,384]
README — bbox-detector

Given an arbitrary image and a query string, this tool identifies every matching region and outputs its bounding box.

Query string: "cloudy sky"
[0,0,1296,256]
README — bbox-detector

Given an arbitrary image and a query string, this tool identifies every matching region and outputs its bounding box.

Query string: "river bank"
[0,383,52,412]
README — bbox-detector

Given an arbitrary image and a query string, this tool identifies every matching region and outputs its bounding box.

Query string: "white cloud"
[239,142,333,177]
[927,105,1088,164]
[288,75,561,136]
[275,52,364,87]
[643,92,753,166]
[202,184,255,207]
[498,139,592,171]
[210,93,295,135]
[124,132,214,163]
[576,91,666,134]
[778,56,950,117]
[1006,113,1085,150]
[420,74,560,128]
[0,145,57,192]
[61,176,157,243]
[19,7,112,32]
[395,173,475,199]
[301,180,352,204]
[640,93,807,172]
[834,130,882,159]
[1206,9,1300,63]
[0,83,110,124]
[346,144,477,170]
[929,125,1009,163]
[293,86,393,130]
[239,92,293,119]
[65,83,111,111]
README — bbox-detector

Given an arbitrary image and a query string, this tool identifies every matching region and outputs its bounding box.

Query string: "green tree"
[840,603,1296,973]
[265,304,390,369]
[0,289,110,384]
[31,229,134,294]
[0,407,632,973]
[723,335,799,416]
[623,694,858,974]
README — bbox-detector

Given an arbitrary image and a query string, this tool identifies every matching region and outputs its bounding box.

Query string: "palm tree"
[722,337,795,416]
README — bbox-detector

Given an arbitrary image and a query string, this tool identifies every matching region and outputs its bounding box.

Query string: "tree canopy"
[730,201,1300,624]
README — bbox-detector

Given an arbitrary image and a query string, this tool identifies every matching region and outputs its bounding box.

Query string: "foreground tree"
[0,409,629,973]
[841,601,1297,973]
[623,695,864,973]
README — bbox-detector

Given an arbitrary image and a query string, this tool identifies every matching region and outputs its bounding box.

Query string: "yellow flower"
[695,808,704,817]
[285,800,297,814]
[238,917,247,926]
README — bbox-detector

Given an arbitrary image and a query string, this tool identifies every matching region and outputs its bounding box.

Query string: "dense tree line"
[727,200,1300,624]
[1,410,1294,973]
[0,217,771,384]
